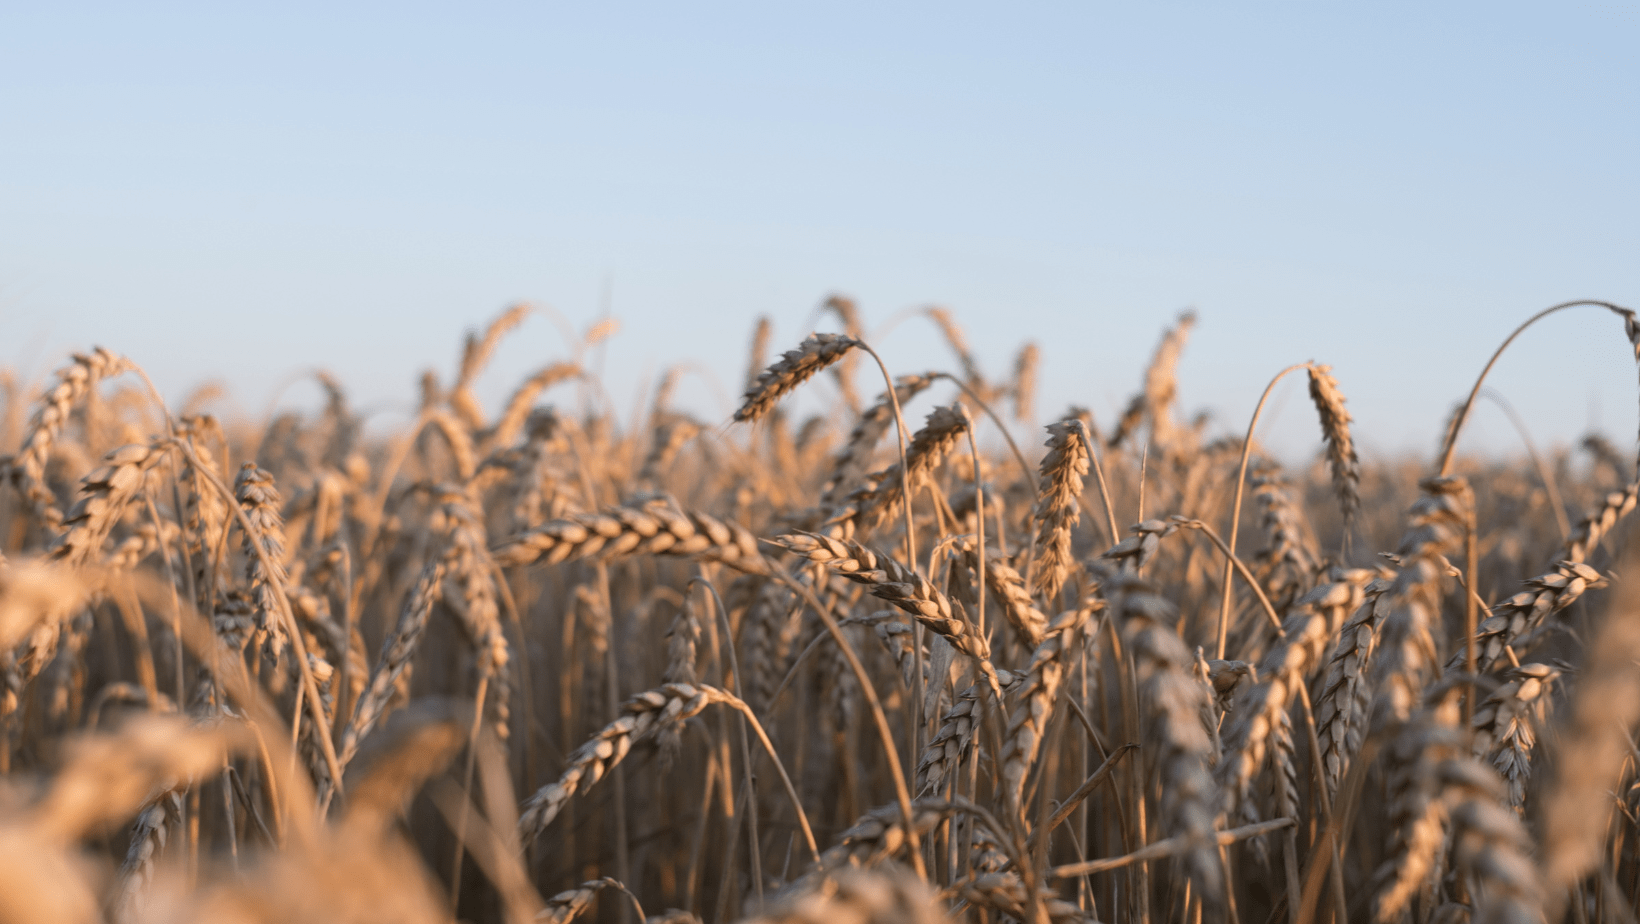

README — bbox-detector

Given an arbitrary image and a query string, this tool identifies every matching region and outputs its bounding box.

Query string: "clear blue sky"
[2,3,1636,461]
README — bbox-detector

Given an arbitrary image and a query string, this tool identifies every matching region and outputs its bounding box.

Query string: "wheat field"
[0,298,1637,924]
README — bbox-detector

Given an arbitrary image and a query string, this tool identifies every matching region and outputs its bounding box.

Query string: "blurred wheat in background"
[1,298,1639,924]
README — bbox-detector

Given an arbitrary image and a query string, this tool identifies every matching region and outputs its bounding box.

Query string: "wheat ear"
[734,332,859,423]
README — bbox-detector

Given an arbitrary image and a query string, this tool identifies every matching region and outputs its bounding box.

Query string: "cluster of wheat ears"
[1,298,1639,924]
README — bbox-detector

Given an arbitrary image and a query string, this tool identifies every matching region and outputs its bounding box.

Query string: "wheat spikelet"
[1107,571,1223,902]
[432,487,510,741]
[1540,554,1640,896]
[924,306,983,391]
[637,416,701,494]
[1306,363,1360,528]
[913,669,1023,795]
[657,602,700,768]
[1470,662,1556,810]
[49,441,169,568]
[421,407,477,481]
[495,499,766,574]
[749,865,951,924]
[8,347,132,532]
[740,580,799,714]
[450,303,531,431]
[1249,466,1320,612]
[1029,416,1090,601]
[30,714,241,844]
[339,554,449,768]
[735,332,859,424]
[487,361,580,450]
[507,407,566,531]
[177,415,230,611]
[232,462,292,662]
[540,878,644,924]
[113,791,184,922]
[872,616,923,689]
[848,403,970,530]
[519,683,736,839]
[820,372,937,511]
[1100,517,1179,574]
[1563,479,1639,563]
[1218,568,1374,818]
[1011,342,1039,424]
[1368,476,1472,731]
[1110,311,1195,452]
[1447,560,1604,674]
[1000,595,1102,810]
[1373,714,1457,923]
[1313,576,1392,795]
[772,532,1004,699]
[819,293,865,413]
[1373,712,1542,924]
[976,552,1047,648]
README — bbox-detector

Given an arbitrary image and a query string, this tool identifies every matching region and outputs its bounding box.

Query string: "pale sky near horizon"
[2,3,1637,464]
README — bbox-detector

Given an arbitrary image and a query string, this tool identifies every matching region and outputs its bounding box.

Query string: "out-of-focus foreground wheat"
[0,299,1638,924]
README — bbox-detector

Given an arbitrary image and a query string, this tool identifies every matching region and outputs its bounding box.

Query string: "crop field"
[1,299,1638,924]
